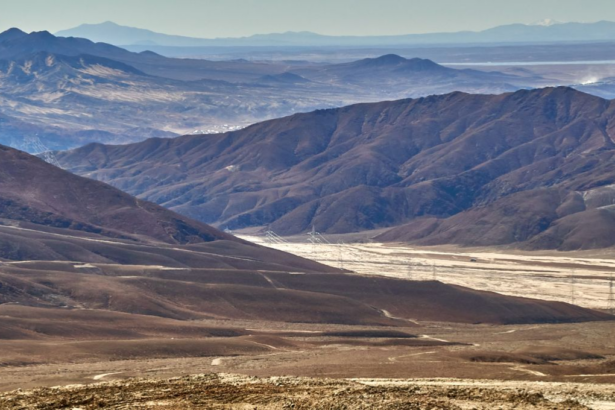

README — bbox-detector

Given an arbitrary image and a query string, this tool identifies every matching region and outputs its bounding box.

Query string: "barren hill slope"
[2,261,610,326]
[0,144,342,273]
[0,144,231,245]
[56,87,615,250]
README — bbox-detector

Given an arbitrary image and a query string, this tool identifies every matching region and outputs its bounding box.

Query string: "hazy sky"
[1,0,613,38]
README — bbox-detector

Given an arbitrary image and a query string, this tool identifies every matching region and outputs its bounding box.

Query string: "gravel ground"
[2,373,614,409]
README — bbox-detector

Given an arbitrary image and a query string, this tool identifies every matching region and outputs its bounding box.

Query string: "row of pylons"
[608,272,615,315]
[261,226,615,315]
[569,270,614,314]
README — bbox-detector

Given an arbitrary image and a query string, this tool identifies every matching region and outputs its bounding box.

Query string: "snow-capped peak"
[530,19,563,27]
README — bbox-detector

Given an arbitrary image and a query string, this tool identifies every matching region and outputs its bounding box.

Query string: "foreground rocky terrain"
[2,373,613,409]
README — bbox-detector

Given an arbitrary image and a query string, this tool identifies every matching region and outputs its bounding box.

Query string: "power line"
[307,226,331,252]
[608,272,614,315]
[23,135,61,167]
[307,225,318,252]
[265,227,287,244]
[570,270,576,305]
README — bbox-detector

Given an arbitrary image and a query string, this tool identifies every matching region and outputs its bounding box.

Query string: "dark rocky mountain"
[0,28,293,82]
[55,87,615,251]
[0,51,146,82]
[0,29,137,62]
[0,27,28,43]
[0,29,549,153]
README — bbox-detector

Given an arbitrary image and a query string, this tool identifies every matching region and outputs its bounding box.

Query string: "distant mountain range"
[55,87,615,251]
[56,20,615,48]
[0,28,545,152]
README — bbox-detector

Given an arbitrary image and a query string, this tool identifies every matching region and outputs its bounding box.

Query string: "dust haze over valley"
[2,1,615,408]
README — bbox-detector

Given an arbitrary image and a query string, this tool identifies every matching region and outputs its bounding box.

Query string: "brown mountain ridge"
[55,86,615,250]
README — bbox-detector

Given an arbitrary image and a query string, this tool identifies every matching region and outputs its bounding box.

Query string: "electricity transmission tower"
[608,272,614,315]
[307,226,330,252]
[570,270,576,305]
[432,262,437,281]
[23,135,61,167]
[265,228,287,244]
[307,225,319,252]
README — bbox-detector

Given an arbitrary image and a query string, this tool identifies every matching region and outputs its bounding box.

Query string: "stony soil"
[1,373,614,409]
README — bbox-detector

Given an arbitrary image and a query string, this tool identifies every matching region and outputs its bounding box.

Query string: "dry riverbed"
[240,235,615,310]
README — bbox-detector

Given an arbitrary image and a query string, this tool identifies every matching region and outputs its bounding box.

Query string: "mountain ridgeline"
[55,86,615,251]
[56,20,615,47]
[0,28,536,153]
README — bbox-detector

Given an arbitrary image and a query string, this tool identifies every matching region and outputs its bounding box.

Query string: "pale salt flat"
[239,235,615,310]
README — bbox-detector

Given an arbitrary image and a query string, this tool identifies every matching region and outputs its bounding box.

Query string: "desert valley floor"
[0,235,614,409]
[239,234,615,311]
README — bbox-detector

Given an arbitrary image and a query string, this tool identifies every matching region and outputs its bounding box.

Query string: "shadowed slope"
[0,145,231,245]
[1,262,610,325]
[0,145,337,274]
[56,87,615,250]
